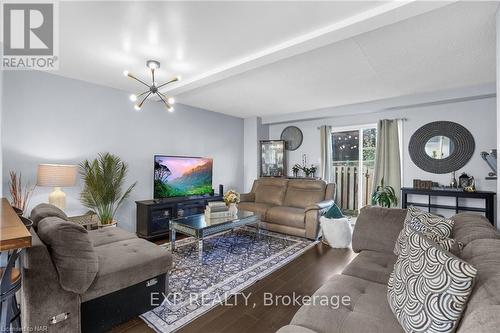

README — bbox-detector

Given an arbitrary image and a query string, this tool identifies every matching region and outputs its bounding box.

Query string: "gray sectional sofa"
[277,206,500,333]
[21,204,172,333]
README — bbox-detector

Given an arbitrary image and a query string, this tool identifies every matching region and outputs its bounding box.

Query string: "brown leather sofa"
[239,178,335,239]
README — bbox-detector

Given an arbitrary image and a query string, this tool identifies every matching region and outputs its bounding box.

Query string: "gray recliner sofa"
[21,204,172,333]
[277,206,500,333]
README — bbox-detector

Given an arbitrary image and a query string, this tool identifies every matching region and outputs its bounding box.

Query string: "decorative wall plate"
[280,126,303,151]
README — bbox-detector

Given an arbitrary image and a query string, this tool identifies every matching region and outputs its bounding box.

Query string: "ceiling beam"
[160,1,455,97]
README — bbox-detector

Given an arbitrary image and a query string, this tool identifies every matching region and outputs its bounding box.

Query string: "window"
[332,125,377,215]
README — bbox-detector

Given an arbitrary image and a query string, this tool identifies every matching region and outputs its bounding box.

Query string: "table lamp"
[37,164,77,210]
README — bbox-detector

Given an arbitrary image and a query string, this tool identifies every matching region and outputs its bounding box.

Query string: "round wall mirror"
[424,135,455,160]
[409,121,474,174]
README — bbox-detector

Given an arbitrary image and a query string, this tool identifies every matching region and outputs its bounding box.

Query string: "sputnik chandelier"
[123,60,180,112]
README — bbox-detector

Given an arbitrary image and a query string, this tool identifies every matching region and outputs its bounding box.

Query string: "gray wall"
[1,71,244,232]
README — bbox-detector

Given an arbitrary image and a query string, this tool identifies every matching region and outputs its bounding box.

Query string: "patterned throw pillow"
[387,230,477,333]
[394,206,454,255]
[422,231,463,256]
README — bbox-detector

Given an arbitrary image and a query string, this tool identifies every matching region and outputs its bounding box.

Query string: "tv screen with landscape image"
[154,155,213,199]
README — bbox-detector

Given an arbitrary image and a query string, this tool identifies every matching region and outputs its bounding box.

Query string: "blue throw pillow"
[323,203,343,218]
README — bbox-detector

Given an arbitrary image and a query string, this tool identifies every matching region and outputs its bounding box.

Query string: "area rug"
[140,227,317,332]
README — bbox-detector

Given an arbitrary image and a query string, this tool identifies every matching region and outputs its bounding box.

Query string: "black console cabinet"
[401,187,496,225]
[136,195,223,240]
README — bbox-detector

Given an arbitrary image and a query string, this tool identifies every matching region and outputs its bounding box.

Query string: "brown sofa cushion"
[451,213,500,246]
[254,178,288,206]
[30,203,68,229]
[283,180,326,209]
[352,206,406,254]
[37,217,98,294]
[237,202,273,220]
[266,206,305,229]
[342,250,397,285]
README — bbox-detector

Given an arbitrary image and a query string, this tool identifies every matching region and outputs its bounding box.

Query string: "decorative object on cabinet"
[450,171,458,188]
[409,121,475,174]
[280,126,303,151]
[292,164,301,177]
[413,179,433,190]
[464,177,476,192]
[481,149,497,179]
[260,140,285,177]
[458,172,472,188]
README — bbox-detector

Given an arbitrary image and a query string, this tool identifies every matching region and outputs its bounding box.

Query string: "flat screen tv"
[154,155,213,199]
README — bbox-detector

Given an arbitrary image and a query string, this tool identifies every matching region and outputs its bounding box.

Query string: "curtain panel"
[372,119,402,204]
[320,125,333,182]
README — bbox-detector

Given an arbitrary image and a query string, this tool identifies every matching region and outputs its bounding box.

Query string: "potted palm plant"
[371,178,398,208]
[79,153,136,227]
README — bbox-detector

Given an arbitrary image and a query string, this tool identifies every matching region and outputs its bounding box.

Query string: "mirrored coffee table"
[170,210,259,259]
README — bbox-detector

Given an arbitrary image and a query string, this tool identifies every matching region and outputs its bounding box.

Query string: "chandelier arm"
[156,77,180,89]
[127,73,150,87]
[136,90,150,98]
[157,91,170,100]
[156,93,172,109]
[138,92,152,107]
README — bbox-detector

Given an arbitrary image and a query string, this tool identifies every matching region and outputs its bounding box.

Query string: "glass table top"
[171,210,257,230]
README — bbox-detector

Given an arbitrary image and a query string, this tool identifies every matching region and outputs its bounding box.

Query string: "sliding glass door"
[331,125,377,215]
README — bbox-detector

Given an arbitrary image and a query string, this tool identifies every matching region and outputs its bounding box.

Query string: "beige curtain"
[320,125,333,182]
[373,119,401,204]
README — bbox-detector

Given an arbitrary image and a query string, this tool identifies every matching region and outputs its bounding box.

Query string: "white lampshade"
[37,164,77,187]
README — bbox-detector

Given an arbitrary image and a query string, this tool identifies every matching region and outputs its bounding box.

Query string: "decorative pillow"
[387,230,477,333]
[323,202,343,219]
[37,217,98,294]
[422,231,463,256]
[394,206,454,255]
[320,216,351,248]
[30,203,68,229]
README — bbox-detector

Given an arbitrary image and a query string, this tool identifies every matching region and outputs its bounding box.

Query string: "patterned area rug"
[141,227,316,332]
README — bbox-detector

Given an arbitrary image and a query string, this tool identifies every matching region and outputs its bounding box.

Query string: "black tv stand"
[136,194,223,240]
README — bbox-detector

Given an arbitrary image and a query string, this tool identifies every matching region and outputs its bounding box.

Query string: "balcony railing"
[333,163,374,214]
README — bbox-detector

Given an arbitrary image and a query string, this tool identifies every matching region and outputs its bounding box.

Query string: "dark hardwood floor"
[109,241,356,333]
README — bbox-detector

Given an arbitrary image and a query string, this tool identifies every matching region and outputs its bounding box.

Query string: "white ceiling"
[52,1,497,118]
[58,1,385,92]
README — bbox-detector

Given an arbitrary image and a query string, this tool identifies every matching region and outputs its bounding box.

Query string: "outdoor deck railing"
[333,164,374,214]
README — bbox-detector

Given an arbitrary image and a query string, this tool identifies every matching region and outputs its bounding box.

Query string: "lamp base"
[49,187,66,210]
